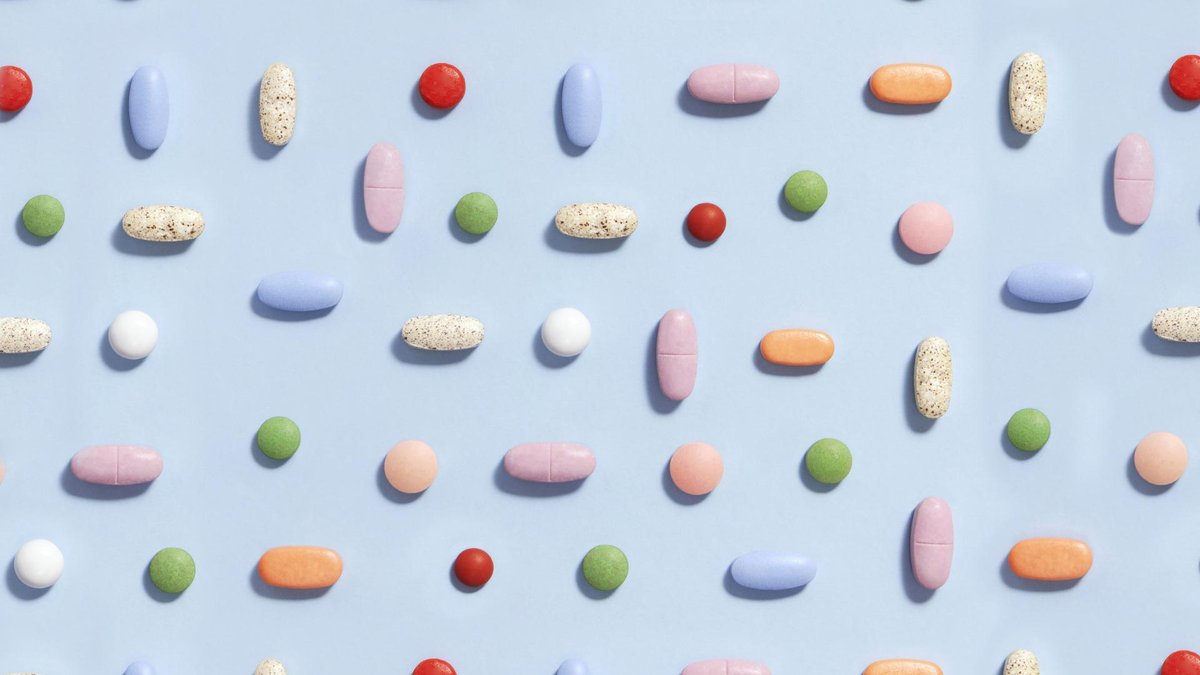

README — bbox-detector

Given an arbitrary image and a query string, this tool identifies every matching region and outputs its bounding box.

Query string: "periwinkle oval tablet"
[1005,263,1092,304]
[561,64,601,147]
[729,551,816,591]
[256,271,343,312]
[128,66,168,151]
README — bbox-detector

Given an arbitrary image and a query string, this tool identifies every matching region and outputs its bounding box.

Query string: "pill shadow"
[533,327,577,369]
[0,110,18,123]
[892,223,938,265]
[902,353,934,433]
[1001,424,1037,461]
[644,329,681,414]
[122,78,155,160]
[248,82,282,160]
[1126,451,1173,496]
[15,212,51,246]
[99,330,144,372]
[411,82,452,120]
[798,460,838,493]
[997,69,1030,150]
[1141,324,1200,356]
[682,216,718,247]
[492,459,584,497]
[0,351,41,368]
[250,434,288,469]
[6,560,50,601]
[575,560,614,600]
[543,218,626,253]
[998,286,1084,313]
[143,563,181,603]
[448,207,486,243]
[676,82,768,118]
[391,331,474,365]
[554,77,587,157]
[1102,148,1137,235]
[661,462,706,506]
[1161,73,1200,112]
[249,565,330,600]
[776,187,815,223]
[249,292,335,322]
[448,563,483,594]
[353,156,389,243]
[111,220,194,256]
[375,459,424,504]
[752,345,824,377]
[722,566,804,600]
[998,557,1081,591]
[861,81,939,115]
[60,463,151,499]
[900,511,934,603]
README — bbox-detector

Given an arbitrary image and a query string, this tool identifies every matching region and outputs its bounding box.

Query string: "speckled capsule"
[0,317,51,354]
[259,63,296,146]
[122,205,204,241]
[401,315,485,351]
[555,202,638,239]
[1009,53,1047,135]
[255,659,287,675]
[1003,649,1039,675]
[914,337,952,419]
[1152,307,1200,342]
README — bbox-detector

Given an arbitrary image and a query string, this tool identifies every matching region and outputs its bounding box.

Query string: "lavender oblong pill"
[1005,263,1092,304]
[729,551,816,591]
[910,496,953,590]
[1114,133,1154,226]
[656,309,697,401]
[503,442,595,483]
[71,445,163,485]
[129,66,169,151]
[561,63,601,147]
[686,64,779,104]
[256,271,343,312]
[681,660,772,675]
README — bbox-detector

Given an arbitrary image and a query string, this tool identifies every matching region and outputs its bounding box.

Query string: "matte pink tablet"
[504,443,595,483]
[657,309,698,401]
[71,445,163,485]
[910,496,953,589]
[686,64,779,104]
[364,142,405,233]
[1114,133,1154,226]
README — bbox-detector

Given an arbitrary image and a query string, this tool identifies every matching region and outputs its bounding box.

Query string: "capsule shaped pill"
[401,314,485,351]
[730,551,816,591]
[363,142,405,233]
[759,329,834,366]
[259,63,296,146]
[1152,307,1200,342]
[910,496,953,590]
[869,64,951,105]
[1003,649,1040,675]
[0,317,51,353]
[1113,133,1154,226]
[1007,537,1092,581]
[123,205,204,241]
[657,309,697,401]
[503,442,595,483]
[1005,263,1092,304]
[257,546,342,589]
[1008,53,1046,135]
[863,660,943,675]
[913,337,952,419]
[128,66,169,151]
[561,64,601,147]
[687,64,779,104]
[71,445,163,486]
[256,271,343,313]
[681,660,771,675]
[555,202,637,239]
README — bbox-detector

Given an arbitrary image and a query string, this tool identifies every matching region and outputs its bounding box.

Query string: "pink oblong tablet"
[504,442,595,483]
[657,309,698,401]
[687,64,779,104]
[909,496,953,590]
[364,142,405,233]
[897,202,954,255]
[1114,133,1153,226]
[71,445,163,485]
[681,659,771,675]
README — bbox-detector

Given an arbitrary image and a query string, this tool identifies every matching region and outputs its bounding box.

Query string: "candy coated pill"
[897,202,953,255]
[0,65,33,111]
[402,315,485,351]
[125,661,157,675]
[657,309,697,401]
[1169,55,1200,100]
[869,64,952,105]
[0,317,52,353]
[759,329,834,366]
[805,438,852,484]
[149,547,195,593]
[783,171,827,213]
[1153,307,1200,342]
[256,271,343,312]
[128,66,169,151]
[1133,431,1187,486]
[259,63,295,146]
[863,659,942,675]
[453,548,494,587]
[504,442,595,483]
[418,63,465,109]
[913,337,952,419]
[108,310,158,360]
[22,195,65,237]
[1003,649,1039,675]
[910,496,953,590]
[256,659,286,675]
[123,205,204,241]
[557,659,590,675]
[1007,538,1092,581]
[582,544,628,591]
[1113,133,1154,226]
[687,64,779,104]
[1163,650,1200,675]
[363,142,405,234]
[542,307,591,357]
[561,64,601,147]
[383,440,439,494]
[687,203,726,242]
[257,416,301,460]
[669,442,723,496]
[1009,53,1047,135]
[681,660,772,675]
[555,202,638,238]
[455,192,498,235]
[1005,263,1092,304]
[14,538,63,589]
[257,546,342,589]
[413,659,457,675]
[730,551,816,591]
[71,445,162,485]
[1006,408,1051,452]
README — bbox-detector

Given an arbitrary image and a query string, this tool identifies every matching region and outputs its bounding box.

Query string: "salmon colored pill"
[257,546,343,589]
[759,329,834,366]
[1169,55,1200,101]
[383,440,439,494]
[1133,431,1188,486]
[687,203,726,242]
[863,659,942,675]
[1007,538,1092,581]
[869,64,952,105]
[0,66,33,112]
[669,442,724,496]
[1162,650,1200,675]
[418,63,465,109]
[453,548,494,587]
[413,659,456,675]
[897,202,954,255]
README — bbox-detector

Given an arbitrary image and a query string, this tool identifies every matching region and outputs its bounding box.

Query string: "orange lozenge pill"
[863,659,943,675]
[1007,538,1092,581]
[257,546,343,589]
[869,64,952,105]
[759,329,834,366]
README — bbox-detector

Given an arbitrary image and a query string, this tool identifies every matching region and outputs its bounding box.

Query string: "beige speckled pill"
[1009,52,1047,135]
[1003,649,1039,675]
[401,314,485,351]
[1152,306,1200,342]
[0,317,52,354]
[914,336,952,419]
[122,205,204,242]
[259,63,296,146]
[255,660,286,675]
[555,202,638,239]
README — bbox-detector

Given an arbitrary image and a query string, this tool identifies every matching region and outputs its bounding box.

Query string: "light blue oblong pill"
[561,63,601,148]
[1006,263,1093,304]
[129,66,169,151]
[124,662,157,675]
[730,551,817,591]
[557,659,589,675]
[256,271,343,312]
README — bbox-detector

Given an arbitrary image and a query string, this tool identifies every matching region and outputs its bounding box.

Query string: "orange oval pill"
[760,329,834,366]
[869,64,952,105]
[1007,538,1092,581]
[864,659,943,675]
[257,546,343,589]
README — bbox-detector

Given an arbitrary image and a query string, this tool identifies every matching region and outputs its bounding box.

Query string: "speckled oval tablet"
[914,337,952,419]
[401,315,484,351]
[1003,649,1039,675]
[1151,307,1200,342]
[122,205,204,241]
[1009,53,1046,135]
[555,202,637,239]
[0,317,51,353]
[1134,431,1187,486]
[255,659,287,675]
[259,63,295,146]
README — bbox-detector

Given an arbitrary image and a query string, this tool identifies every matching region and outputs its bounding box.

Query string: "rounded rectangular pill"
[259,63,296,146]
[503,443,595,483]
[910,496,953,590]
[1152,306,1200,342]
[1007,537,1092,581]
[913,337,952,419]
[71,445,163,485]
[401,314,485,351]
[864,660,942,675]
[122,205,204,241]
[687,64,779,104]
[656,309,697,401]
[128,66,168,151]
[1113,133,1154,225]
[364,142,405,233]
[0,317,51,353]
[257,546,342,589]
[561,64,602,147]
[759,329,834,366]
[869,64,952,105]
[256,271,343,313]
[681,660,771,675]
[1008,53,1046,134]
[555,203,637,239]
[1005,263,1092,304]
[730,551,816,591]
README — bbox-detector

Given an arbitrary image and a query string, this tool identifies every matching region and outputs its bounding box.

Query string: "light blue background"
[2,0,1200,673]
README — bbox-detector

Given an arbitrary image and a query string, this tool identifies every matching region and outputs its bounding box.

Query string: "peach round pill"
[897,202,954,255]
[1134,431,1187,486]
[668,442,724,496]
[383,440,439,494]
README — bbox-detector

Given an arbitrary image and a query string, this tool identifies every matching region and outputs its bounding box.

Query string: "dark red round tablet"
[413,658,456,675]
[1162,650,1200,675]
[0,66,33,112]
[686,203,727,242]
[418,63,465,109]
[1169,55,1200,101]
[453,547,494,587]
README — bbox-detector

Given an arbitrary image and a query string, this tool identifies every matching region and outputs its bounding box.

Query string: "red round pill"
[0,66,33,112]
[1163,650,1200,675]
[686,203,727,242]
[413,658,456,675]
[1169,55,1200,101]
[418,63,465,109]
[453,547,494,587]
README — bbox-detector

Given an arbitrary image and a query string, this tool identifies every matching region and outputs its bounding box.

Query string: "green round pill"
[1007,408,1051,452]
[257,416,301,460]
[784,170,828,213]
[21,194,65,237]
[454,192,498,235]
[149,547,195,594]
[582,544,628,592]
[805,438,852,484]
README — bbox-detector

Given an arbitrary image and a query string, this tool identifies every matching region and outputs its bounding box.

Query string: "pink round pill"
[384,440,439,494]
[1134,431,1188,486]
[669,442,724,496]
[897,201,954,255]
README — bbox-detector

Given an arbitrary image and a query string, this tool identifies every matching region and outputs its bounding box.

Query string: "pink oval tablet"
[686,64,779,104]
[657,309,698,401]
[909,496,953,590]
[897,202,954,255]
[1114,133,1153,226]
[364,142,405,234]
[70,445,163,485]
[503,442,595,483]
[383,440,438,494]
[669,442,723,496]
[681,659,771,675]
[1134,431,1187,486]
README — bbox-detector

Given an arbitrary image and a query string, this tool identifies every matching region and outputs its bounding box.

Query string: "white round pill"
[14,538,64,589]
[541,307,591,357]
[108,310,159,360]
